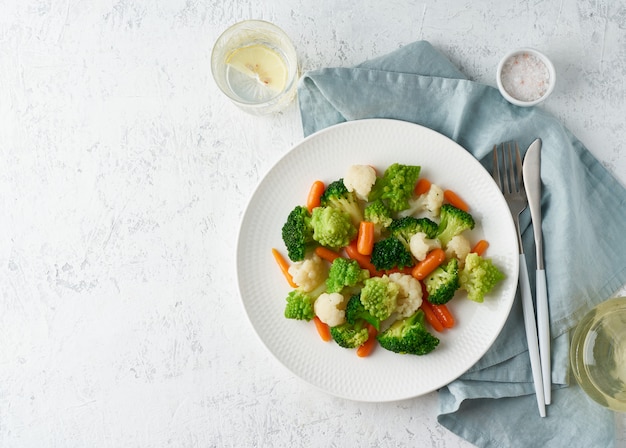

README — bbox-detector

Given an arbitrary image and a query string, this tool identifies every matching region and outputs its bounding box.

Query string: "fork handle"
[519,254,546,417]
[536,269,551,405]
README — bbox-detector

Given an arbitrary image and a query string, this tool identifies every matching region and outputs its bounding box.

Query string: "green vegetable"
[281,205,314,262]
[345,293,381,331]
[310,206,357,249]
[459,252,505,302]
[389,216,439,248]
[330,321,370,348]
[326,257,370,293]
[369,237,415,271]
[376,309,439,355]
[360,276,400,321]
[436,204,475,246]
[424,258,460,305]
[368,163,421,212]
[363,199,393,236]
[320,179,363,227]
[284,290,316,321]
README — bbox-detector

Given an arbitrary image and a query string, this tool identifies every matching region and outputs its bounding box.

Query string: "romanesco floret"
[436,204,475,246]
[376,310,439,355]
[363,199,393,237]
[310,206,357,250]
[284,290,316,321]
[370,237,414,271]
[389,216,439,248]
[388,272,423,317]
[326,257,370,293]
[424,258,460,305]
[368,163,421,212]
[345,293,381,330]
[330,321,370,348]
[397,183,444,218]
[281,205,314,262]
[314,292,347,326]
[409,232,441,261]
[320,179,363,227]
[445,234,471,267]
[288,253,328,292]
[459,252,505,302]
[360,276,400,321]
[343,164,377,201]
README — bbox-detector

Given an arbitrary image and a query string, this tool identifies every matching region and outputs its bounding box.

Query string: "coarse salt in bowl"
[497,48,556,107]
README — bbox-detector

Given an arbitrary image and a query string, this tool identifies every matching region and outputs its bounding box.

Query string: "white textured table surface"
[1,1,625,447]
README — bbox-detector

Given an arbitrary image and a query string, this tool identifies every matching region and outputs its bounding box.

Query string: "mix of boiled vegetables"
[272,163,505,358]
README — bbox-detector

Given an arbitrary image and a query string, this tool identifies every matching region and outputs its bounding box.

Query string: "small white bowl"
[496,48,556,107]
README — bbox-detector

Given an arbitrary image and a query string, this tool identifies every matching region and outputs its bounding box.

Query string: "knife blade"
[523,138,551,405]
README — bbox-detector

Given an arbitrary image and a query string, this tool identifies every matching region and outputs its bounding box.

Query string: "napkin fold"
[298,41,626,448]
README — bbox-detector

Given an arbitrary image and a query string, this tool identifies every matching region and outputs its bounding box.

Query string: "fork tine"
[492,144,502,190]
[515,142,525,193]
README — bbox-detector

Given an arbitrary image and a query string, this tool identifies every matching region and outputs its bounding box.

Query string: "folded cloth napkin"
[298,41,626,448]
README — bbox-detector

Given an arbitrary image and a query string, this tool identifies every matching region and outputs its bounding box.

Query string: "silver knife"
[523,138,551,405]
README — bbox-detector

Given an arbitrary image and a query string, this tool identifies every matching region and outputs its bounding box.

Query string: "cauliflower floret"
[343,164,377,201]
[397,183,445,218]
[388,272,423,317]
[409,232,441,261]
[288,254,328,292]
[314,292,347,327]
[445,234,471,267]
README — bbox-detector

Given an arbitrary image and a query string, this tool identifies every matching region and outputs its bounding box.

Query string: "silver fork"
[493,142,546,418]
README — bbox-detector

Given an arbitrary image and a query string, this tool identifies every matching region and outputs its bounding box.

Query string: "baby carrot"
[314,246,341,263]
[420,300,445,332]
[443,189,469,212]
[411,248,446,280]
[345,240,382,277]
[271,248,298,288]
[471,239,489,256]
[414,178,431,196]
[313,316,332,342]
[430,301,455,329]
[306,180,325,213]
[357,221,375,256]
[356,324,378,357]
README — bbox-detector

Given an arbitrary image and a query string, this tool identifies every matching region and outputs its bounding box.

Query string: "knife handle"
[520,254,546,417]
[536,269,551,405]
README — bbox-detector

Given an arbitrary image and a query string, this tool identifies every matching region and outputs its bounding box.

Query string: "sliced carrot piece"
[314,246,341,263]
[271,248,298,288]
[345,240,383,277]
[421,300,445,332]
[471,239,489,256]
[356,324,378,357]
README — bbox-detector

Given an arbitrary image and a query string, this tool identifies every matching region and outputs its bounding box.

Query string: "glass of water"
[570,296,626,412]
[211,20,299,115]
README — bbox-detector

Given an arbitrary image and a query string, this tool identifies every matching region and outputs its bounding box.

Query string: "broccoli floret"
[376,310,439,355]
[281,205,314,262]
[345,293,381,331]
[436,204,475,246]
[424,258,460,305]
[330,321,370,348]
[370,237,415,271]
[368,163,421,212]
[363,199,393,237]
[459,252,505,302]
[389,216,439,248]
[310,206,357,250]
[320,179,363,227]
[326,257,370,293]
[360,276,400,321]
[284,290,316,321]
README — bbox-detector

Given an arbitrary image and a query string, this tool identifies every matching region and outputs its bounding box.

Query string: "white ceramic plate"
[236,119,518,402]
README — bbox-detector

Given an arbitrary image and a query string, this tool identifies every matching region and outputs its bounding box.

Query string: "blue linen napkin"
[297,41,626,448]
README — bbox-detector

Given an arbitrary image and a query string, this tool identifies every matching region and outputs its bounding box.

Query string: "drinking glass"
[211,20,299,115]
